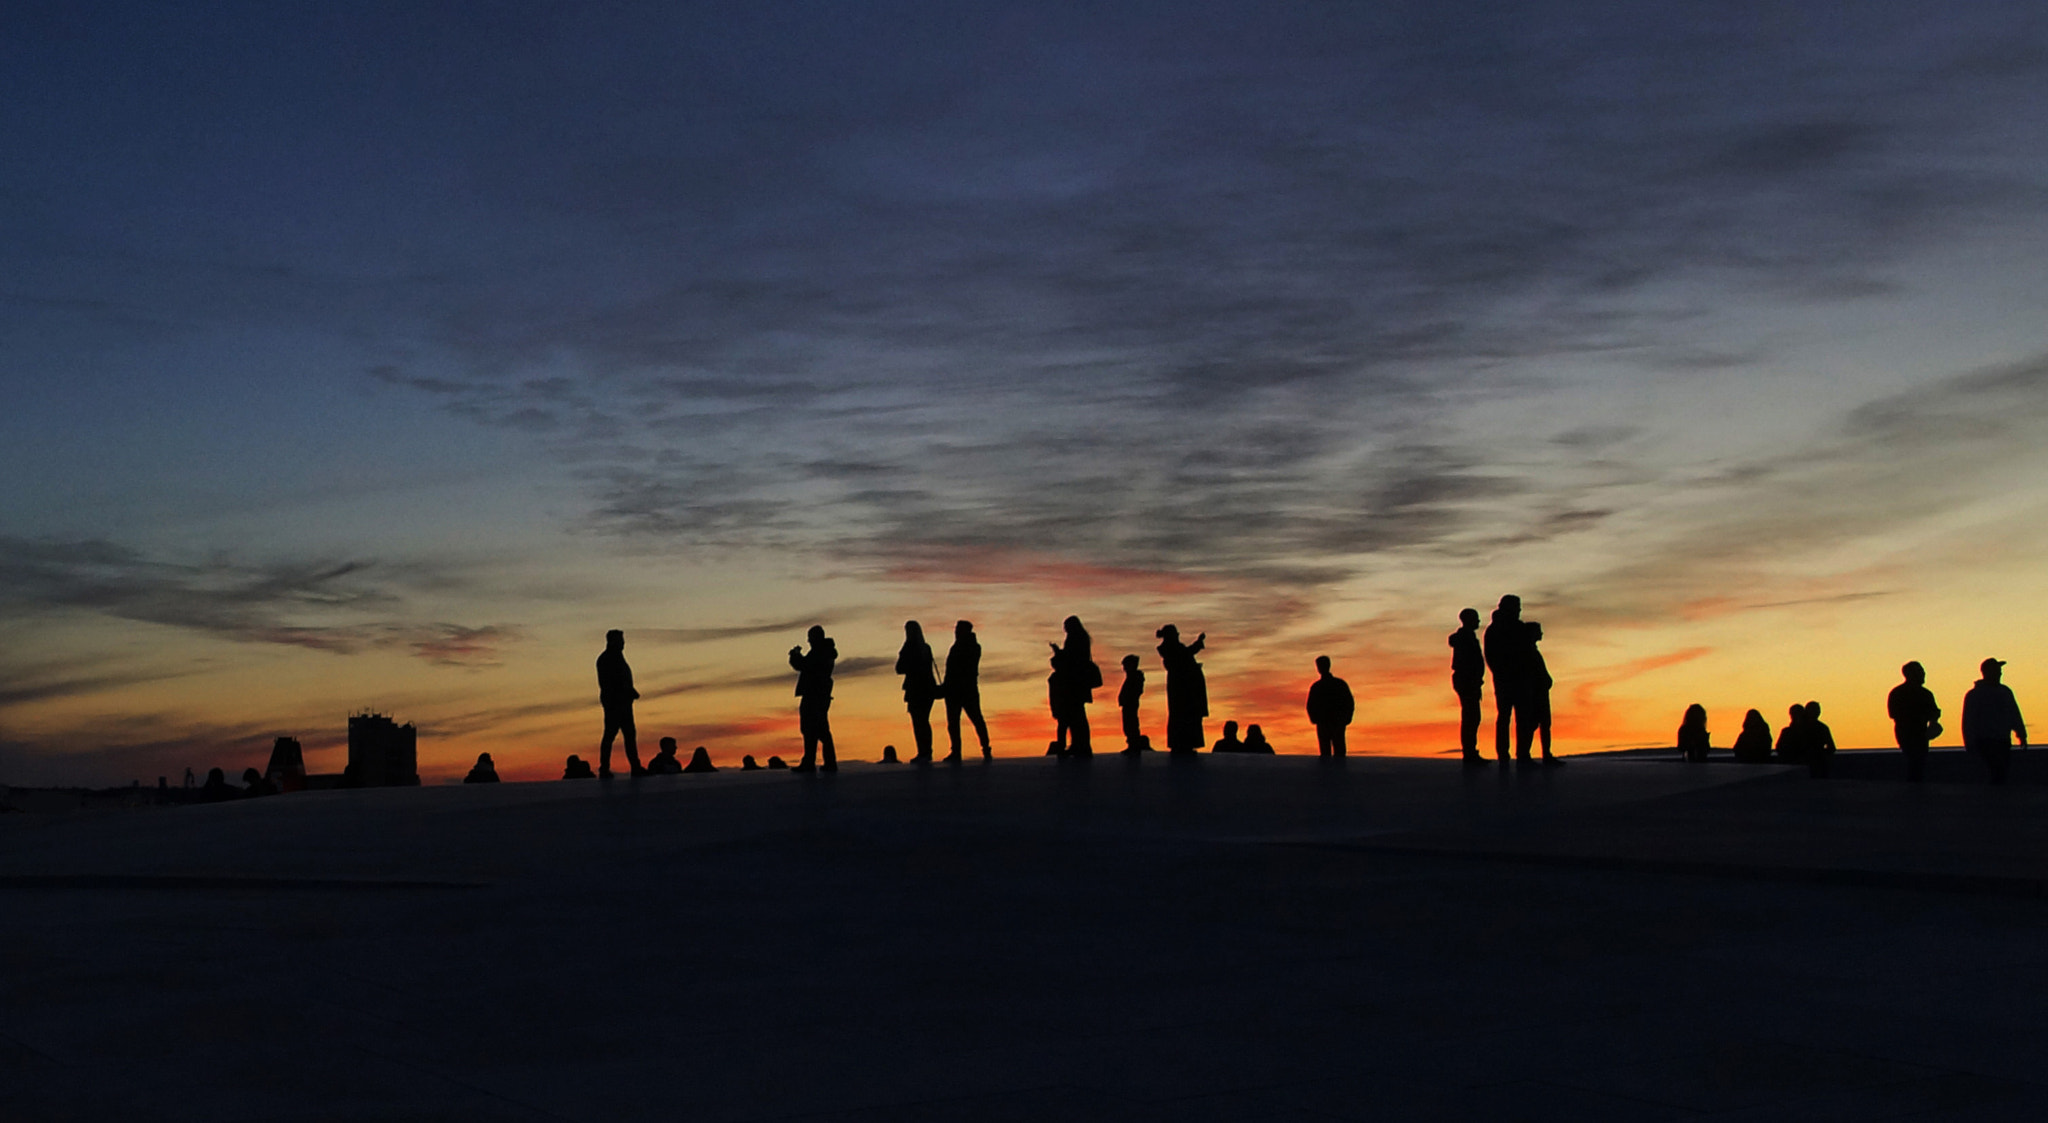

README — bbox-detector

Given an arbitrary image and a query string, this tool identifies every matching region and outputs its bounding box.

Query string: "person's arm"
[2013,694,2028,746]
[1189,634,1206,655]
[789,647,805,674]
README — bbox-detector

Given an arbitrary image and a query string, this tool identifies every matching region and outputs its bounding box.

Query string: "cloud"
[0,537,518,664]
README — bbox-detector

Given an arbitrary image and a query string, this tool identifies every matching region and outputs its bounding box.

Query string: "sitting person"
[742,755,763,771]
[1211,721,1248,753]
[1804,701,1838,778]
[562,754,596,779]
[463,753,500,784]
[767,755,789,769]
[241,767,279,798]
[1730,709,1773,764]
[1774,703,1808,765]
[682,746,717,773]
[645,737,684,775]
[1677,704,1711,763]
[1242,724,1276,754]
[879,744,901,764]
[200,767,237,802]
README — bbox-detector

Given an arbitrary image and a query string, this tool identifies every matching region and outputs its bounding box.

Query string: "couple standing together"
[1450,595,1559,767]
[893,620,996,765]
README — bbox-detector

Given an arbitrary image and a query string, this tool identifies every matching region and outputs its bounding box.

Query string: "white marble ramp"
[4,757,2046,1121]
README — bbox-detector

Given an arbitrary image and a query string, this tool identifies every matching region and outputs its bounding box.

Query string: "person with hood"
[1962,658,2028,785]
[944,620,992,761]
[1484,595,1534,765]
[1888,661,1943,783]
[896,620,941,765]
[1156,624,1209,755]
[1730,709,1773,764]
[1305,655,1355,758]
[789,625,838,773]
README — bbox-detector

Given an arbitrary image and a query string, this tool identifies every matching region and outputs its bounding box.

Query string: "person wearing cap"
[1962,658,2028,785]
[1887,661,1942,783]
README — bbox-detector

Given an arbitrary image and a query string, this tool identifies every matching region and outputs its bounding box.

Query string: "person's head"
[207,767,225,784]
[1902,661,1925,684]
[1527,622,1544,643]
[1315,655,1332,674]
[1683,703,1706,728]
[243,767,262,783]
[605,629,624,650]
[476,752,493,766]
[956,619,973,638]
[1981,657,2005,682]
[1246,723,1265,741]
[659,736,677,754]
[1157,623,1179,640]
[807,624,826,644]
[1497,594,1521,618]
[1806,701,1822,718]
[1744,708,1766,729]
[1122,653,1140,670]
[1223,720,1239,739]
[1064,615,1087,639]
[904,619,923,642]
[1459,607,1480,628]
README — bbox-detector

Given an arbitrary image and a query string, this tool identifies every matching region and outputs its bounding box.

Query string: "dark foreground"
[5,754,2048,1122]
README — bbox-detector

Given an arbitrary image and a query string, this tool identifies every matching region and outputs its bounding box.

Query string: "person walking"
[896,620,941,765]
[1156,624,1209,755]
[1962,658,2028,785]
[1887,661,1942,783]
[789,625,838,773]
[596,629,645,779]
[1449,609,1486,767]
[944,620,992,761]
[1305,655,1355,758]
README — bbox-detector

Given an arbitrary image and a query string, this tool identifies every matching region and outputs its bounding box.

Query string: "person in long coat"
[896,620,940,764]
[1156,624,1208,754]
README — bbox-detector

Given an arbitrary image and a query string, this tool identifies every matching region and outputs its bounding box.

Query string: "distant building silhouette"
[346,713,419,787]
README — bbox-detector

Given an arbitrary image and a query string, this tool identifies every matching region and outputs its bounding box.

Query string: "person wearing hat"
[1961,658,2028,785]
[1887,661,1942,783]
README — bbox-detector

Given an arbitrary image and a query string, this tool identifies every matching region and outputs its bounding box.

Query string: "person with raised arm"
[1156,624,1209,755]
[789,625,838,773]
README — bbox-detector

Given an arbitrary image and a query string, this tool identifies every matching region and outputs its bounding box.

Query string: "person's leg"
[619,711,643,775]
[819,704,836,770]
[1315,726,1332,757]
[1514,699,1536,761]
[911,699,935,762]
[1331,726,1346,758]
[599,714,620,777]
[1458,688,1483,762]
[1493,688,1514,762]
[966,695,991,755]
[1122,705,1141,750]
[1070,705,1091,755]
[945,697,964,757]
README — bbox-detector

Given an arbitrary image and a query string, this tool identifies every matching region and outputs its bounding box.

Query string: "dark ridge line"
[1293,840,2048,900]
[0,874,487,892]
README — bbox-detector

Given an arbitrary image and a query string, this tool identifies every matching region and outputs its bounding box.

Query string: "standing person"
[1118,654,1149,753]
[789,625,838,773]
[1676,704,1710,763]
[1048,616,1100,756]
[1484,596,1533,765]
[944,620,992,762]
[1305,655,1355,758]
[896,620,940,765]
[1804,702,1838,778]
[1962,658,2028,786]
[1156,624,1209,755]
[1526,622,1560,766]
[596,630,645,779]
[1449,609,1487,767]
[1887,661,1942,783]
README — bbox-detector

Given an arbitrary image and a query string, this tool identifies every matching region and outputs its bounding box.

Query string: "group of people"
[1671,658,2029,784]
[1449,596,1560,768]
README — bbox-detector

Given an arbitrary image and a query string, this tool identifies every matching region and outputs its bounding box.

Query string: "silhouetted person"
[1212,720,1246,753]
[742,755,762,771]
[944,620,993,761]
[768,755,789,770]
[683,746,717,774]
[1962,658,2028,786]
[1243,724,1275,754]
[1156,624,1208,754]
[596,630,645,779]
[1484,596,1536,765]
[1526,622,1560,766]
[1730,710,1773,764]
[464,753,501,784]
[1449,608,1486,766]
[1677,704,1710,763]
[1305,655,1355,758]
[646,738,683,775]
[897,620,941,765]
[563,754,596,780]
[1774,703,1807,765]
[183,767,196,789]
[200,767,235,803]
[880,744,900,764]
[1048,616,1100,757]
[1888,661,1942,783]
[1118,654,1149,753]
[241,767,278,797]
[789,626,837,773]
[1804,702,1838,778]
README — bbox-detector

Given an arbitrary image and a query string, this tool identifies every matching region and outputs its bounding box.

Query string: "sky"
[5,1,2048,784]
